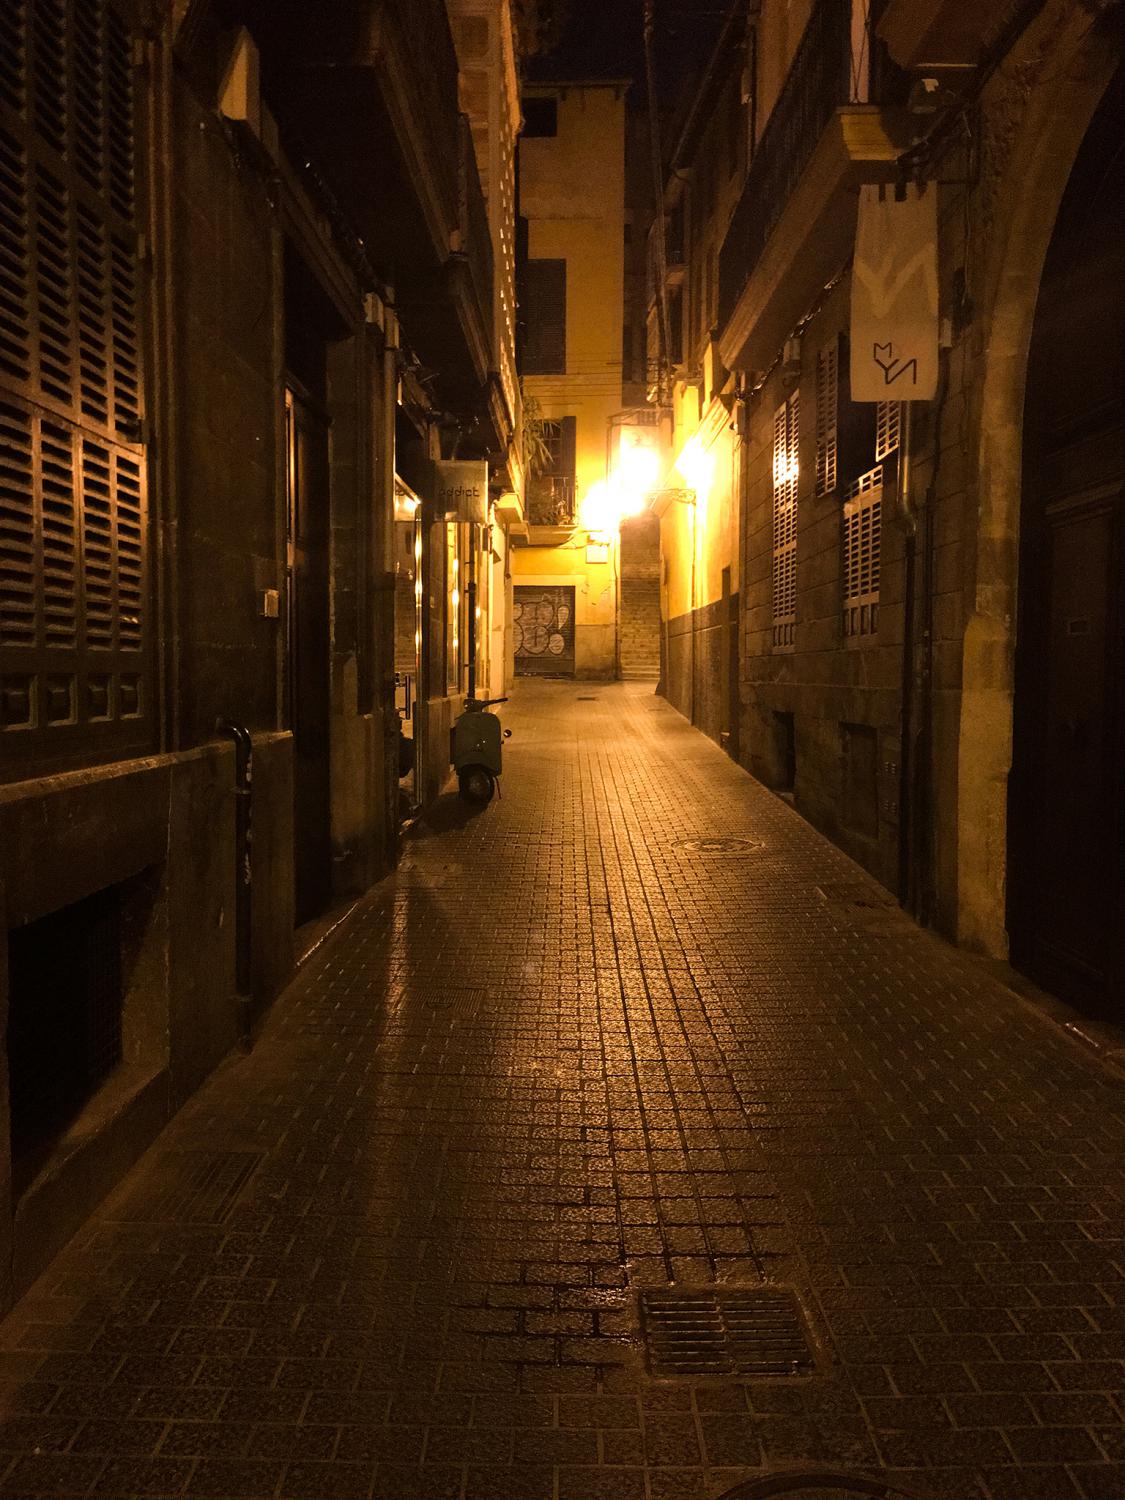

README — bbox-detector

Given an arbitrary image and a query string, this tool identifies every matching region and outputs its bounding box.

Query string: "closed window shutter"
[523,258,566,375]
[842,465,882,640]
[875,399,900,462]
[815,339,837,497]
[0,0,149,769]
[771,392,798,649]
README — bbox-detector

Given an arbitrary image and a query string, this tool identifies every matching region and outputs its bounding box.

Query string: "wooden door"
[286,388,332,925]
[1010,67,1125,1020]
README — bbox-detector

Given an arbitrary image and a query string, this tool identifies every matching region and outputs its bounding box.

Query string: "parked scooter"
[453,695,510,804]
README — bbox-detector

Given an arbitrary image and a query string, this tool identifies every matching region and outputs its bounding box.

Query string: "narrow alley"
[0,684,1122,1500]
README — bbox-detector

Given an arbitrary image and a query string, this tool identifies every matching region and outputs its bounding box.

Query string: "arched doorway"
[1009,62,1125,1021]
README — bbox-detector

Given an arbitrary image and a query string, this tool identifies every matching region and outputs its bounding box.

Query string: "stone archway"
[954,8,1120,957]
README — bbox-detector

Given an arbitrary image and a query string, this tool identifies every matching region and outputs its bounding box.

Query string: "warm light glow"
[580,480,615,533]
[675,436,715,503]
[618,440,660,496]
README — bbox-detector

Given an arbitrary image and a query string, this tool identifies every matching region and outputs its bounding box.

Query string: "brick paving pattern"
[1,681,1123,1499]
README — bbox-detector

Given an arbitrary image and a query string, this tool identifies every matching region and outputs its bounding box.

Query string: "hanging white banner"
[850,182,939,402]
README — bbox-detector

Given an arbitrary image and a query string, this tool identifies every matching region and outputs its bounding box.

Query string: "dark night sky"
[527,0,735,110]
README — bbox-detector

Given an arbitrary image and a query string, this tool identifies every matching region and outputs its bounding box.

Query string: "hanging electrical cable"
[643,0,673,406]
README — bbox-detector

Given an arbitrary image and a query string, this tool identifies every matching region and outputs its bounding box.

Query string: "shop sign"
[435,460,488,525]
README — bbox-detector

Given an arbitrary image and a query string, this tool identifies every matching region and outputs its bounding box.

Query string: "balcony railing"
[718,0,853,328]
[528,475,576,527]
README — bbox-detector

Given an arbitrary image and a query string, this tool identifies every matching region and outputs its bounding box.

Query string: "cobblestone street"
[1,681,1123,1499]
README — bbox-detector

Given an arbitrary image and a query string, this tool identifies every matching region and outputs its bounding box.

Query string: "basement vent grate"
[640,1286,817,1379]
[108,1150,264,1225]
[675,836,764,855]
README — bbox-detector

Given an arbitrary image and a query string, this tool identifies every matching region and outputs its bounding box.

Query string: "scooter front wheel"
[458,766,495,805]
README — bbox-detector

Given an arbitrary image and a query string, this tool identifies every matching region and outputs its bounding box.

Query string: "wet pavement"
[1,680,1123,1499]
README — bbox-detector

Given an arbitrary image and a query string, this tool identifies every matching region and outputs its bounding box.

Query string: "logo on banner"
[850,184,939,402]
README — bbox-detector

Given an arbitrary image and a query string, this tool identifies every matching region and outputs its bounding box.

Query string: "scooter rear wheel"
[458,767,495,805]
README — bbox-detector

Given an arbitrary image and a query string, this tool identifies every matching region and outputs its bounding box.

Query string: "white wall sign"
[435,461,488,525]
[850,182,939,402]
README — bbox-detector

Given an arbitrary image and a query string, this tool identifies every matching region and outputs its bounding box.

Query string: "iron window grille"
[842,464,882,640]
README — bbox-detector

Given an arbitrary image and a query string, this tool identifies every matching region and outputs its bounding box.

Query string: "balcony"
[877,0,1002,67]
[400,114,496,409]
[718,0,909,375]
[527,475,577,528]
[230,0,497,414]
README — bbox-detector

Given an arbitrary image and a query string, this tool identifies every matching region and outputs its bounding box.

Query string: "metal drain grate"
[108,1150,264,1225]
[423,985,486,1012]
[640,1286,816,1378]
[675,835,763,855]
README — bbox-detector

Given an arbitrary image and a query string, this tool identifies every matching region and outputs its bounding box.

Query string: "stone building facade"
[650,0,1125,1024]
[0,0,521,1312]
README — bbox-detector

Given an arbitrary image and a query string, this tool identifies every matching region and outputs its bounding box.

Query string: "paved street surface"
[1,681,1124,1500]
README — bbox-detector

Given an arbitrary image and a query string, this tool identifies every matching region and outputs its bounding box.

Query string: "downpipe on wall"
[217,720,254,1051]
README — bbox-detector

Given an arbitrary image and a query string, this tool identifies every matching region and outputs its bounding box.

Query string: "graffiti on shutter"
[513,585,576,675]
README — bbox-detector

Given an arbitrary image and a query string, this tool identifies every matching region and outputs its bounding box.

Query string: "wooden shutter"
[0,0,149,772]
[875,399,901,462]
[523,258,566,375]
[815,339,838,497]
[842,465,882,640]
[771,392,798,649]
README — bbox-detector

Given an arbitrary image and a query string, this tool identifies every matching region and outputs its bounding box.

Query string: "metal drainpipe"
[896,403,916,909]
[217,720,253,1050]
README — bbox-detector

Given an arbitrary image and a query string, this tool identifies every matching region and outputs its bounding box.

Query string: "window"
[528,415,576,525]
[0,0,149,773]
[875,399,901,462]
[522,259,566,374]
[842,466,882,640]
[521,96,557,138]
[815,340,838,497]
[771,392,799,649]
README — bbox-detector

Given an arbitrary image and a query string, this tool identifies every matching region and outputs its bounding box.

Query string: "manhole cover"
[717,1475,933,1499]
[675,835,763,855]
[640,1286,817,1378]
[108,1150,264,1225]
